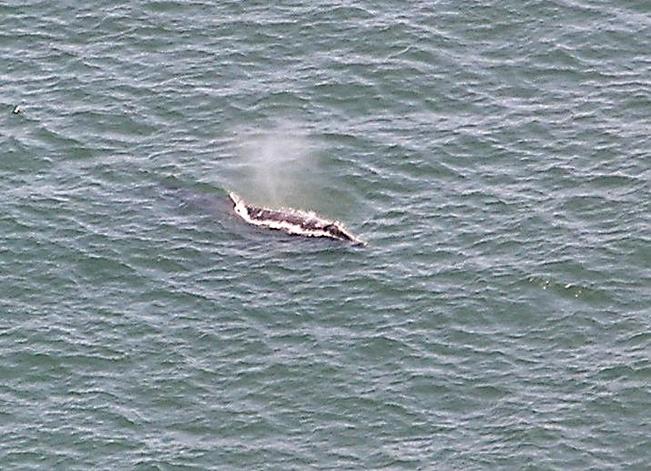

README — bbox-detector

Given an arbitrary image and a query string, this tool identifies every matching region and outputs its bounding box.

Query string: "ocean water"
[1,1,649,469]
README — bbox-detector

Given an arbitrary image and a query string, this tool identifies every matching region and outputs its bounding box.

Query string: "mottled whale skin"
[229,192,364,245]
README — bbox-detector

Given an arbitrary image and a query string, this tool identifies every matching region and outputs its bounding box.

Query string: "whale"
[229,192,364,245]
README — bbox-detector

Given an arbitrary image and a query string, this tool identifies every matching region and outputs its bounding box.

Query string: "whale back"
[228,192,364,245]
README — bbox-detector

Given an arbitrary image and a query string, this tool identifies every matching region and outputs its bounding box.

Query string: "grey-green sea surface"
[1,1,649,469]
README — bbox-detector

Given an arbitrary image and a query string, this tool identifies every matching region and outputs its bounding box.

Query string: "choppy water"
[1,1,649,469]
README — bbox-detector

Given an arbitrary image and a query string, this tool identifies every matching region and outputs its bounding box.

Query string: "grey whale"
[229,192,364,245]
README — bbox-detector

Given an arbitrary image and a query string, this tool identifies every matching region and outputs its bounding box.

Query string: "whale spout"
[229,192,365,246]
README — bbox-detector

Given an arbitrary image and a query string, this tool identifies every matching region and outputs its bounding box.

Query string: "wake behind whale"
[229,192,365,245]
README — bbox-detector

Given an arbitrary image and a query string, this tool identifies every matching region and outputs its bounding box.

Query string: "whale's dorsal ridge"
[229,192,365,246]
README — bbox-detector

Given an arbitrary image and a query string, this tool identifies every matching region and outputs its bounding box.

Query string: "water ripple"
[1,0,649,469]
